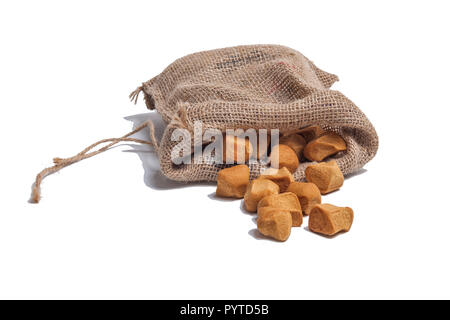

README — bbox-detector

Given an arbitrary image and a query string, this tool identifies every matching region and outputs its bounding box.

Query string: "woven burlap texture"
[133,44,378,182]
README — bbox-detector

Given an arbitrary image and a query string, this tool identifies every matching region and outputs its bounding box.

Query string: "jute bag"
[32,44,378,202]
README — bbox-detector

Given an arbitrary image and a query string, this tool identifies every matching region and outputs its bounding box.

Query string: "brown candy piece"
[303,132,346,162]
[309,204,354,236]
[270,144,299,173]
[216,165,250,198]
[223,134,253,163]
[279,134,306,158]
[287,182,322,215]
[259,167,294,192]
[257,207,292,241]
[297,125,325,142]
[257,192,303,227]
[244,178,280,212]
[305,160,344,194]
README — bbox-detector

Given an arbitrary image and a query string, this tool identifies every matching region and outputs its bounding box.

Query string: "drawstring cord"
[129,84,144,105]
[31,120,159,203]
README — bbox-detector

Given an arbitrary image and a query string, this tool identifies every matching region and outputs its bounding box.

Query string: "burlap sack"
[130,44,378,182]
[31,44,378,203]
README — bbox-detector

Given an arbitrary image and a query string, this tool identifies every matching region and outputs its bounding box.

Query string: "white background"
[1,0,449,299]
